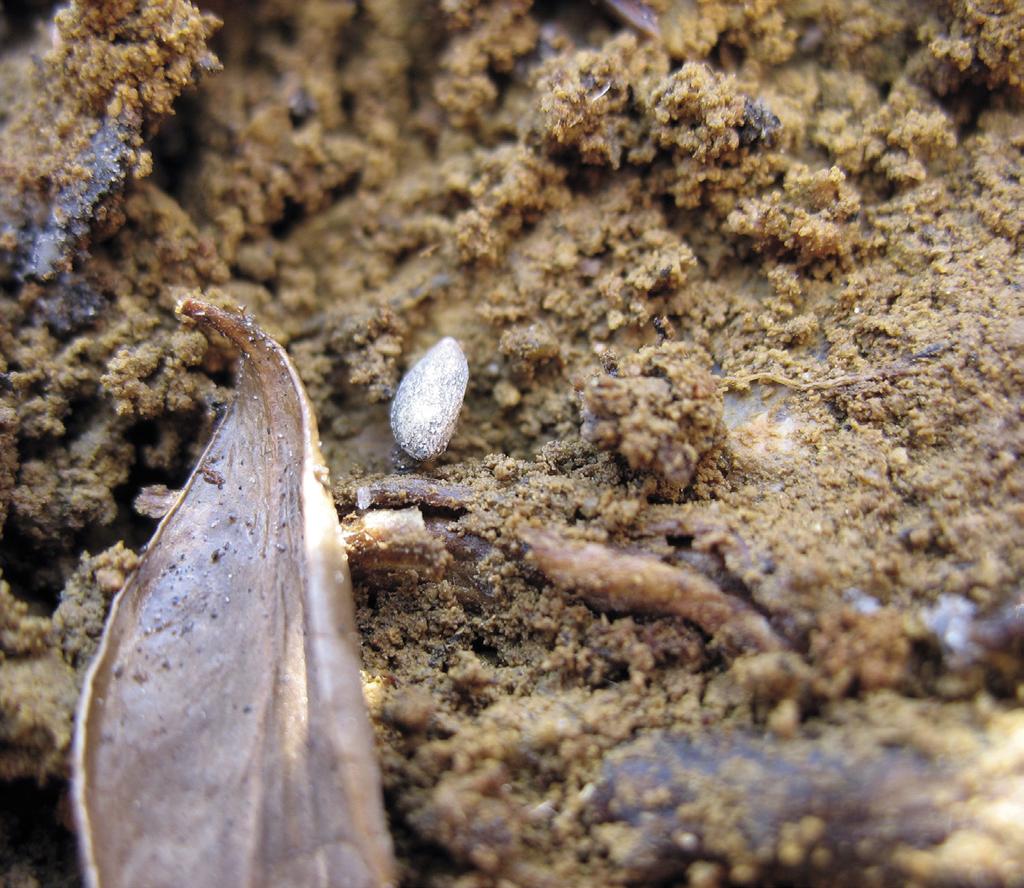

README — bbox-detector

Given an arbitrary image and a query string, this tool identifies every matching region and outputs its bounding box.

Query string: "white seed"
[390,337,469,461]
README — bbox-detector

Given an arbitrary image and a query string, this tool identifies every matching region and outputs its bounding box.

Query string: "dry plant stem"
[344,476,477,513]
[520,527,784,654]
[342,508,451,578]
[73,300,396,888]
[342,509,494,591]
[422,516,495,564]
[588,732,961,882]
[721,347,946,393]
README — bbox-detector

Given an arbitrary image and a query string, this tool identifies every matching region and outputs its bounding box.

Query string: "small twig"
[341,508,450,579]
[519,527,784,654]
[336,476,477,514]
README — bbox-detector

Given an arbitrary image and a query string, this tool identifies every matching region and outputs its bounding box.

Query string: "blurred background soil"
[1,0,1023,885]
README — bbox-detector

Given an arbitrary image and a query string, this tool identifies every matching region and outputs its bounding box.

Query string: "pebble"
[390,337,469,461]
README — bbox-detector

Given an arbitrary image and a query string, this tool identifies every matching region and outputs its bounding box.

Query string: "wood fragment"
[587,731,962,883]
[339,476,476,514]
[132,483,178,519]
[342,508,451,579]
[600,0,661,39]
[520,527,783,654]
[73,299,396,888]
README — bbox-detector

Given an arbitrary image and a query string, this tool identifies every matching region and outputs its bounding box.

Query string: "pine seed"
[390,337,469,461]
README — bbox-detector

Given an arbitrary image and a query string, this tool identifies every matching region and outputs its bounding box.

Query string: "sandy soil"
[1,0,1023,885]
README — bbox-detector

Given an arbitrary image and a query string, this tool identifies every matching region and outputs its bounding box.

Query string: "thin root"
[520,527,784,654]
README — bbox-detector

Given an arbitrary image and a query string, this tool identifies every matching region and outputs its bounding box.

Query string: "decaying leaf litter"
[73,300,395,888]
[2,0,1024,885]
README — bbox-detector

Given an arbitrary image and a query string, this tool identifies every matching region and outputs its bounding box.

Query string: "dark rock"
[29,274,108,339]
[21,116,138,281]
[739,97,782,148]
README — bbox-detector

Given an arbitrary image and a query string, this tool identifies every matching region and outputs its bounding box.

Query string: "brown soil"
[1,0,1023,885]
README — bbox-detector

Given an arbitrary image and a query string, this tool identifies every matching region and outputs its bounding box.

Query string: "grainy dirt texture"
[1,0,1023,885]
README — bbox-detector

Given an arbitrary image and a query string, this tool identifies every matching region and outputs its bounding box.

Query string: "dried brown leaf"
[73,299,396,888]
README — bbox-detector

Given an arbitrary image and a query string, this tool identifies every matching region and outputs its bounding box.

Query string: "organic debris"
[520,526,783,654]
[1,0,1023,884]
[587,724,1024,884]
[73,300,395,888]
